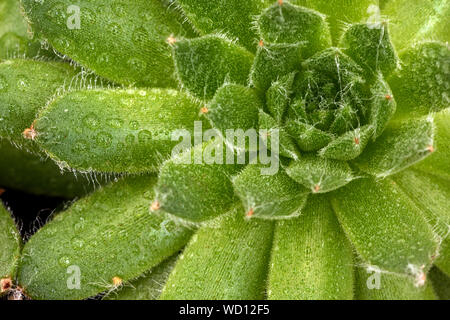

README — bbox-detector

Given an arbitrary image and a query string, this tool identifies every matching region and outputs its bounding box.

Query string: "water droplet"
[108,23,122,36]
[129,120,139,130]
[127,57,146,71]
[72,140,89,153]
[83,113,100,129]
[71,237,85,249]
[96,52,110,65]
[46,2,67,25]
[58,256,71,267]
[96,132,113,148]
[125,134,135,144]
[16,75,30,91]
[138,130,152,143]
[107,118,123,128]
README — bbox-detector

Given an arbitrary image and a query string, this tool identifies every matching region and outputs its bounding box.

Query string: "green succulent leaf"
[268,195,354,300]
[257,1,331,58]
[331,178,439,278]
[392,170,450,240]
[340,23,399,77]
[17,176,193,300]
[0,203,21,282]
[389,42,450,118]
[292,0,379,44]
[354,265,436,300]
[354,117,435,178]
[105,255,178,300]
[369,74,397,138]
[174,0,272,52]
[155,139,242,223]
[34,89,204,174]
[206,84,262,147]
[160,206,274,299]
[382,0,450,50]
[429,267,450,300]
[285,119,333,151]
[266,72,296,123]
[413,109,450,181]
[21,0,193,87]
[286,154,355,193]
[173,35,254,100]
[0,139,95,198]
[250,43,302,92]
[258,110,300,160]
[233,164,309,220]
[1,0,54,58]
[0,59,79,150]
[319,125,375,161]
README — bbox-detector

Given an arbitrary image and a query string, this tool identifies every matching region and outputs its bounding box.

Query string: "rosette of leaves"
[0,0,449,300]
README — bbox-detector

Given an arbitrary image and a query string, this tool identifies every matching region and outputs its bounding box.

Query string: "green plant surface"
[268,196,354,300]
[0,202,21,282]
[0,139,95,198]
[429,267,450,300]
[354,264,436,300]
[17,176,193,300]
[0,0,53,59]
[34,89,205,174]
[0,59,80,150]
[381,0,450,50]
[20,0,195,87]
[160,206,274,300]
[105,255,178,300]
[1,0,448,300]
[330,178,439,278]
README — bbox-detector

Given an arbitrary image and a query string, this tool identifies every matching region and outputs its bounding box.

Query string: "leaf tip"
[150,201,161,212]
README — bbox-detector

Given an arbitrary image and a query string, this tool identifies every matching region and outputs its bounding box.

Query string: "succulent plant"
[0,0,449,300]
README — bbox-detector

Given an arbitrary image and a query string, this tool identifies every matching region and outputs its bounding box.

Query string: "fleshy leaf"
[34,89,205,174]
[392,170,450,241]
[389,42,450,118]
[233,164,309,220]
[285,119,333,151]
[155,139,242,223]
[382,0,450,50]
[429,267,450,300]
[160,206,273,299]
[173,35,254,100]
[0,0,54,58]
[266,72,296,123]
[259,110,300,160]
[17,176,193,300]
[0,139,95,198]
[104,255,177,300]
[413,109,450,180]
[206,84,261,149]
[175,0,271,52]
[319,125,374,161]
[354,117,435,178]
[292,0,379,44]
[250,43,302,92]
[0,59,79,150]
[257,1,331,58]
[330,178,439,279]
[369,74,397,138]
[268,195,354,300]
[354,264,436,300]
[21,0,194,87]
[286,154,355,193]
[0,203,21,284]
[340,23,399,77]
